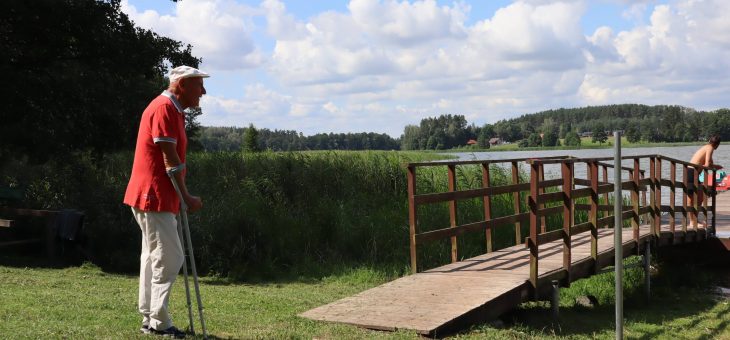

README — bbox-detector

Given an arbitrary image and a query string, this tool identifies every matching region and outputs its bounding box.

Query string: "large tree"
[592,124,608,145]
[243,124,260,153]
[0,0,200,162]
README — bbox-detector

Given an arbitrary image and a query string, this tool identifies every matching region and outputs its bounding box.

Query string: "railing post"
[654,157,661,237]
[529,161,540,297]
[481,163,493,252]
[670,161,676,239]
[561,161,573,283]
[633,159,641,247]
[512,161,522,245]
[641,170,648,224]
[589,161,599,270]
[602,165,609,218]
[447,164,458,263]
[407,165,418,274]
[539,164,546,234]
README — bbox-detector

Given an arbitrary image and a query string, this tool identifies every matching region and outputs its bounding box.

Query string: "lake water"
[447,145,730,206]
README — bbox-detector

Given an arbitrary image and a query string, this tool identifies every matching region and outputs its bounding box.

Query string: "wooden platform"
[301,226,660,336]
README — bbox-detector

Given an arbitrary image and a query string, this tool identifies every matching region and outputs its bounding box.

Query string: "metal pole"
[614,132,623,339]
[644,240,651,302]
[551,280,560,321]
[179,203,208,338]
[177,217,195,334]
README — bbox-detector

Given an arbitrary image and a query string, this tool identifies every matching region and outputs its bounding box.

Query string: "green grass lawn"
[1,257,729,339]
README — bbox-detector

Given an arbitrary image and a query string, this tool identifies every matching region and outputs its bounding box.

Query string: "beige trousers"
[132,207,184,330]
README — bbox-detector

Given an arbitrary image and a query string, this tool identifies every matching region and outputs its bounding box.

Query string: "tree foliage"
[0,0,200,162]
[397,114,479,150]
[564,131,581,147]
[592,123,608,144]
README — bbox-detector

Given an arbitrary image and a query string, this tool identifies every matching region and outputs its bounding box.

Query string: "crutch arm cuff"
[166,163,186,175]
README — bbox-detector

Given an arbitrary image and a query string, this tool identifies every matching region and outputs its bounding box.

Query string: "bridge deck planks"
[300,226,660,335]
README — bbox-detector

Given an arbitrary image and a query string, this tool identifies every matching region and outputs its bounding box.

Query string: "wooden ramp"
[302,155,726,336]
[301,227,656,335]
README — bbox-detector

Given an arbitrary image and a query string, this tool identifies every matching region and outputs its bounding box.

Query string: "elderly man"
[124,66,208,338]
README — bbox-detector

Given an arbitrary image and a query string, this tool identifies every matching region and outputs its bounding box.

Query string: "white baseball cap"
[168,66,210,84]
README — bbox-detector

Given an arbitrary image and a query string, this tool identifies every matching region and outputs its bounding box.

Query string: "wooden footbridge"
[301,155,730,336]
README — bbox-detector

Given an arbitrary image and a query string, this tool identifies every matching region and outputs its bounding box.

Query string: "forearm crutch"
[176,212,195,334]
[167,168,208,338]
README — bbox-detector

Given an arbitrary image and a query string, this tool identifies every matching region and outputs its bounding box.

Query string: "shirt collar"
[161,90,185,114]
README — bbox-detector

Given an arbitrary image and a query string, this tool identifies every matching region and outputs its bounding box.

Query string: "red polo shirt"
[124,92,187,213]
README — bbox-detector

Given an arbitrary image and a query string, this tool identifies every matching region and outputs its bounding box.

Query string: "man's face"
[180,77,206,108]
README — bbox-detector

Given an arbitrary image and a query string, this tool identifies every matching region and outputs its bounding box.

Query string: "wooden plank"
[413,183,530,205]
[406,155,571,167]
[0,207,58,217]
[512,162,522,246]
[0,238,42,247]
[408,166,418,273]
[482,163,493,252]
[415,213,529,244]
[448,164,458,263]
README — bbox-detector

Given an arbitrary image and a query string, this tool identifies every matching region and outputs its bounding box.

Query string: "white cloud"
[580,0,730,110]
[348,0,468,46]
[121,0,265,71]
[261,0,307,40]
[264,0,590,129]
[126,0,730,136]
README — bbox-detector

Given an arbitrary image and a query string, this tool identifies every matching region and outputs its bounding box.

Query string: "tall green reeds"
[2,151,634,280]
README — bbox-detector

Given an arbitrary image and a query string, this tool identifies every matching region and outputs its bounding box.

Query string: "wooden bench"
[0,186,22,229]
[0,207,59,257]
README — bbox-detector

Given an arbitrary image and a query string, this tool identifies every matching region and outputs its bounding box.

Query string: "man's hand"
[185,195,203,213]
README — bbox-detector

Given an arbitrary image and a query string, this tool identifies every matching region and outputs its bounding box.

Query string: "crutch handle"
[166,167,188,210]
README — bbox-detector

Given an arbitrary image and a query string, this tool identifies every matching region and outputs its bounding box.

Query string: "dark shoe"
[140,323,151,334]
[151,326,186,338]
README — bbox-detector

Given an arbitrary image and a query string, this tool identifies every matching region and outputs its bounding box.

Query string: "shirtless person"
[688,135,722,227]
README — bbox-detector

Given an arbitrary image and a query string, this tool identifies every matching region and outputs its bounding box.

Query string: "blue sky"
[121,0,729,137]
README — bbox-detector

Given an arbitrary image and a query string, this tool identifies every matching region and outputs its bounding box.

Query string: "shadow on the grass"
[453,251,730,339]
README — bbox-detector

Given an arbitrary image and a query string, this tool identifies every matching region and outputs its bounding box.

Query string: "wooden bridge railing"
[406,154,718,294]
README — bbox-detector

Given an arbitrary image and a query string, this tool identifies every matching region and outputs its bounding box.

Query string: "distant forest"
[197,104,730,151]
[401,104,730,150]
[196,126,400,152]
